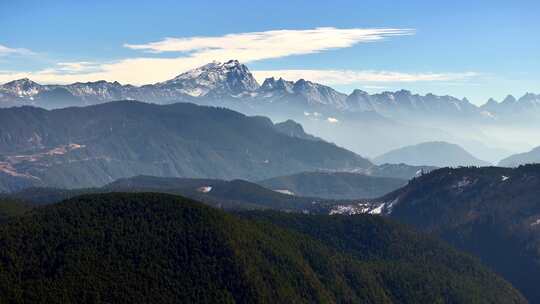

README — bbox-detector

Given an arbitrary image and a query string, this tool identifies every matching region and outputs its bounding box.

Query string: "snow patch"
[330,204,369,215]
[197,186,212,193]
[384,198,399,214]
[369,204,384,214]
[274,189,294,196]
[329,201,391,216]
[452,176,476,190]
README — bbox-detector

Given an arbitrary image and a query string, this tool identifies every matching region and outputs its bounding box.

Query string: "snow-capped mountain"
[346,89,480,119]
[257,77,348,109]
[0,60,260,107]
[259,77,295,97]
[63,80,136,102]
[0,78,48,107]
[291,79,348,109]
[0,78,142,107]
[156,60,260,98]
[1,60,538,124]
[0,78,44,98]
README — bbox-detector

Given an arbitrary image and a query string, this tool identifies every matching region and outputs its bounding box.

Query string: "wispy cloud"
[0,44,34,57]
[0,27,416,85]
[124,27,414,61]
[252,70,479,85]
[0,28,476,87]
[55,62,102,73]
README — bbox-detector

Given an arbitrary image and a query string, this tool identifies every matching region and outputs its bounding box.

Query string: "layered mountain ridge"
[0,100,371,192]
[2,60,537,123]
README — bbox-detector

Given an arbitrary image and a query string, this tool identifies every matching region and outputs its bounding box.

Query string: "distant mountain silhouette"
[499,146,540,167]
[258,171,407,199]
[374,141,491,167]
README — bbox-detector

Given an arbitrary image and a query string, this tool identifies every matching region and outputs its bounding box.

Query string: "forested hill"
[381,164,540,302]
[0,192,526,303]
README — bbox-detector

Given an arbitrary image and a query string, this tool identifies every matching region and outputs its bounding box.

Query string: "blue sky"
[0,0,538,105]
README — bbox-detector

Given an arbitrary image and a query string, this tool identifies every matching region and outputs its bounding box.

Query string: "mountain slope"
[240,211,526,303]
[0,101,371,192]
[258,171,406,199]
[374,141,491,167]
[272,119,322,141]
[499,146,540,167]
[361,163,437,180]
[372,165,540,303]
[0,192,526,303]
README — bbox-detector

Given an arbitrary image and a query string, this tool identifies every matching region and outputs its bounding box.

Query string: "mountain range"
[2,60,538,124]
[2,60,537,160]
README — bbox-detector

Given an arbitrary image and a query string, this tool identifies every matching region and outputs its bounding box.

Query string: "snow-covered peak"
[291,79,348,108]
[158,60,260,97]
[1,78,43,97]
[3,78,37,86]
[260,77,294,94]
[64,80,128,101]
[349,89,369,97]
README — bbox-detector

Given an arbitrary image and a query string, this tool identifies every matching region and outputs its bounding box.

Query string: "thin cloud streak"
[252,70,479,85]
[0,27,475,86]
[0,27,414,85]
[0,44,34,57]
[124,27,414,60]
